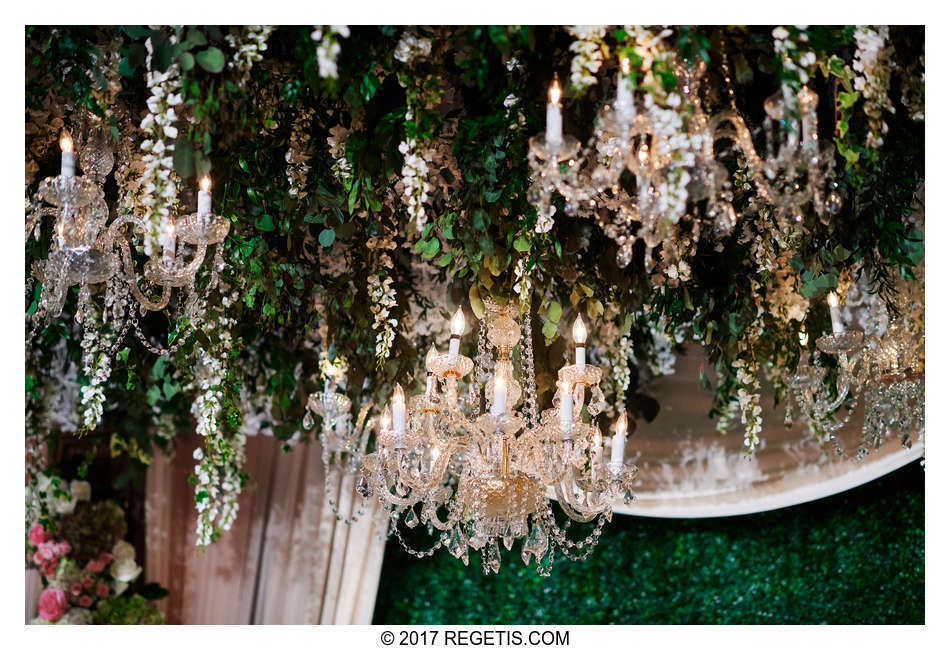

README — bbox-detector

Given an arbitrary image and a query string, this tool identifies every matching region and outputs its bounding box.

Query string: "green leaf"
[319,228,336,247]
[513,236,531,252]
[180,52,195,72]
[196,47,226,73]
[437,252,452,267]
[541,321,558,340]
[255,214,276,231]
[172,140,195,178]
[422,238,440,259]
[546,301,562,324]
[186,28,207,47]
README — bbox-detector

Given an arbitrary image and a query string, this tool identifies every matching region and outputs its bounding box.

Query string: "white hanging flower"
[311,25,350,79]
[394,31,431,65]
[565,26,607,90]
[368,251,398,367]
[398,135,432,231]
[853,26,895,149]
[225,25,274,86]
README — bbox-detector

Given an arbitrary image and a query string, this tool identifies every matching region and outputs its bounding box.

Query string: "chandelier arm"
[553,480,601,524]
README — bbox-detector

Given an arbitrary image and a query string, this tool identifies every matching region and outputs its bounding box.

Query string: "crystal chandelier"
[358,299,637,574]
[26,123,229,356]
[527,55,840,268]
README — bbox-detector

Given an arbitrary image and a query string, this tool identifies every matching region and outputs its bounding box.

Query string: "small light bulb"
[165,222,175,236]
[431,446,441,462]
[450,307,465,336]
[549,78,561,105]
[425,344,438,368]
[827,292,839,309]
[620,57,630,75]
[379,405,392,431]
[60,132,73,154]
[637,143,650,165]
[572,315,588,344]
[616,412,627,438]
[199,175,212,192]
[494,372,506,392]
[798,329,809,347]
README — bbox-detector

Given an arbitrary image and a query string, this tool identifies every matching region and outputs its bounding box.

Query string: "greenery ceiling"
[25,25,924,545]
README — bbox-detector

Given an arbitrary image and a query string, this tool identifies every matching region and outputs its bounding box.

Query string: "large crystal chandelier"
[358,299,637,574]
[26,122,229,356]
[528,55,839,268]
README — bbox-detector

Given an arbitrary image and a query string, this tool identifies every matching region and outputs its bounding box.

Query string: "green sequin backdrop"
[373,463,924,624]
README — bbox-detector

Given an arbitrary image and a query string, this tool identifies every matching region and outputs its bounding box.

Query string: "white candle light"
[593,429,603,465]
[379,405,392,432]
[392,383,406,437]
[490,372,507,418]
[545,78,563,150]
[60,132,75,179]
[425,345,438,395]
[610,412,627,470]
[162,220,176,266]
[448,307,465,362]
[198,175,212,217]
[573,315,587,371]
[827,292,844,336]
[615,57,635,128]
[558,380,573,436]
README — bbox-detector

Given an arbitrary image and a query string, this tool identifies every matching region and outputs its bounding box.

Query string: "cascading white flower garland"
[853,25,895,149]
[79,306,114,432]
[311,25,350,79]
[327,125,353,186]
[394,31,432,65]
[139,36,182,258]
[733,356,763,454]
[286,108,315,197]
[368,246,398,368]
[225,25,274,86]
[566,26,607,90]
[398,130,433,232]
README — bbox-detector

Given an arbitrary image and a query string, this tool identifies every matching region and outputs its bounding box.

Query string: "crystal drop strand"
[522,313,540,428]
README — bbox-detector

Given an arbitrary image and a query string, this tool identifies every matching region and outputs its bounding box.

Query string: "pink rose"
[32,550,43,566]
[79,595,93,608]
[37,588,67,622]
[70,583,83,596]
[54,541,71,556]
[85,559,105,573]
[98,552,114,565]
[43,558,58,577]
[28,523,51,546]
[81,576,94,589]
[36,541,57,560]
[95,583,110,598]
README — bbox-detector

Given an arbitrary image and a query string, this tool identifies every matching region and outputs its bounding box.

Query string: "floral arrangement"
[26,477,165,625]
[25,26,924,545]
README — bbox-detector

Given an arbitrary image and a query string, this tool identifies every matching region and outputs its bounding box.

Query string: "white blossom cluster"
[139,36,182,258]
[398,135,433,231]
[629,26,674,96]
[225,25,274,86]
[646,316,678,377]
[39,339,80,433]
[565,26,607,89]
[311,26,350,79]
[766,251,809,323]
[772,26,816,87]
[534,202,556,234]
[368,251,398,367]
[79,310,114,431]
[513,257,532,303]
[732,357,763,453]
[853,26,895,149]
[394,31,432,65]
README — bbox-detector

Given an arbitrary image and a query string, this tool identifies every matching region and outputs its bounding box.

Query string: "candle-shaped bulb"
[197,176,212,216]
[593,428,602,449]
[558,379,574,435]
[798,329,809,347]
[425,344,438,368]
[610,411,627,470]
[490,372,507,417]
[392,383,407,436]
[572,315,588,344]
[379,405,392,432]
[60,131,75,178]
[827,292,844,335]
[450,307,465,336]
[548,78,561,105]
[620,57,630,75]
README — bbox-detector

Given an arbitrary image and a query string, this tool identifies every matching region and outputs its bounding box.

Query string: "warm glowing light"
[572,315,588,344]
[593,429,602,448]
[494,372,507,393]
[431,446,440,462]
[637,142,650,165]
[827,292,839,308]
[60,132,73,153]
[393,383,405,408]
[616,412,627,438]
[798,329,809,347]
[164,222,175,236]
[620,57,630,75]
[199,175,212,192]
[450,307,465,336]
[559,379,571,396]
[425,344,438,367]
[380,405,392,431]
[548,78,561,105]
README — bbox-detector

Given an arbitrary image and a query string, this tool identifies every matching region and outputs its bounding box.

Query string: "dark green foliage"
[374,464,923,624]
